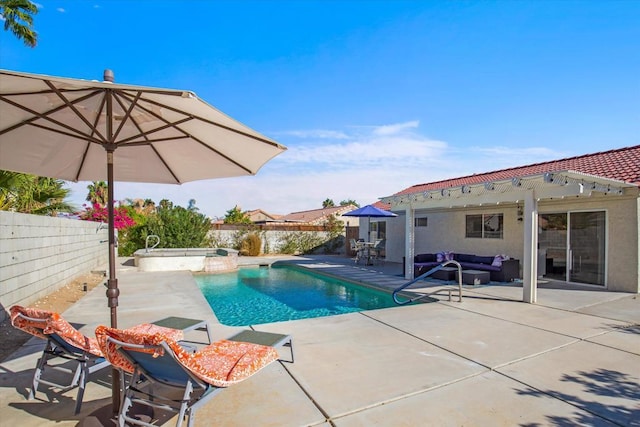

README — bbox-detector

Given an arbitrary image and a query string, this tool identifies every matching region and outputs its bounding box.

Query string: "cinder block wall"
[0,211,109,322]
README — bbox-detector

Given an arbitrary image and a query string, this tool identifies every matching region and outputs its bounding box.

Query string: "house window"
[466,214,503,239]
[370,221,386,239]
[415,217,428,227]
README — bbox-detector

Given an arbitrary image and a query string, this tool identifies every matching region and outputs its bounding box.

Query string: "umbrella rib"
[112,93,254,174]
[111,90,193,144]
[111,91,142,142]
[0,91,103,142]
[118,90,282,148]
[111,91,183,183]
[27,122,102,144]
[113,91,260,174]
[44,80,110,143]
[190,133,254,174]
[74,93,110,182]
[149,144,181,183]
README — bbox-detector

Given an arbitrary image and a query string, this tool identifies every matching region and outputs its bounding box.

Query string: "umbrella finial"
[103,69,114,83]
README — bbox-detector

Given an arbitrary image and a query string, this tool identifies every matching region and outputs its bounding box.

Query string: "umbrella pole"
[106,148,121,414]
[106,152,119,325]
[102,74,121,413]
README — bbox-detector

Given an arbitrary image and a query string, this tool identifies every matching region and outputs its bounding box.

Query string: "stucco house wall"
[385,192,639,293]
[0,211,109,322]
[412,206,522,259]
[535,193,639,293]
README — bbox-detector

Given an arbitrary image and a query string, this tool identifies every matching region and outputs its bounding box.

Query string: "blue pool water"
[194,264,400,326]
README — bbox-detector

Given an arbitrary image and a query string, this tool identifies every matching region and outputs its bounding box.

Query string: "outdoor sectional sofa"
[414,252,520,282]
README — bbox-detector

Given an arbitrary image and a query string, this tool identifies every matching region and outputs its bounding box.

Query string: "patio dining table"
[358,241,376,265]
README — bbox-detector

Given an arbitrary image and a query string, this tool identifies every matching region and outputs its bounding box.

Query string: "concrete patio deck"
[1,255,638,426]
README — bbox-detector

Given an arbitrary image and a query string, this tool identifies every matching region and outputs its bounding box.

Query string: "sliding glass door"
[539,213,568,280]
[569,211,606,285]
[539,211,606,286]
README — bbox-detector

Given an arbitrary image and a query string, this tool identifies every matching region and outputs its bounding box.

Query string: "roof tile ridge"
[404,145,640,191]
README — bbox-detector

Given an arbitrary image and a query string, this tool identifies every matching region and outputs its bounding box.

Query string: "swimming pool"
[194,264,402,326]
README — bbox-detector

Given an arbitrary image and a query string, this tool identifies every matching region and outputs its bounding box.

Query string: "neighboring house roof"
[372,201,392,211]
[279,205,358,225]
[392,145,640,197]
[245,209,283,222]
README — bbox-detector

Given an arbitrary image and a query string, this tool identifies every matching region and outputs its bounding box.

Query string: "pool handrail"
[392,260,463,304]
[145,235,160,253]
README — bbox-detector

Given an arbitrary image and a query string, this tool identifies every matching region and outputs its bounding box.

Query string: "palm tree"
[340,199,359,207]
[0,0,38,47]
[86,181,108,206]
[322,198,335,208]
[0,169,23,211]
[0,170,74,215]
[159,199,173,210]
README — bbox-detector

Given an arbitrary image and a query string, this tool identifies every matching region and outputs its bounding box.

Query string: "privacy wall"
[0,211,108,322]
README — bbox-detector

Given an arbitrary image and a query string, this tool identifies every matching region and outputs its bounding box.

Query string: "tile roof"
[279,205,358,224]
[372,201,392,211]
[393,145,640,196]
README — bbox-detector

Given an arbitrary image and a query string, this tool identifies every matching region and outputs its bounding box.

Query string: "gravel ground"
[0,272,106,362]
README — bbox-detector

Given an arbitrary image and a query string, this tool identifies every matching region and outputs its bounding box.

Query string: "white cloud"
[64,121,569,219]
[56,8,65,13]
[371,120,420,136]
[279,129,349,139]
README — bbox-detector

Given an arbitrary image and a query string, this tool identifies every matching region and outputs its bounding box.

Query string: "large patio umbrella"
[0,68,286,409]
[343,204,397,242]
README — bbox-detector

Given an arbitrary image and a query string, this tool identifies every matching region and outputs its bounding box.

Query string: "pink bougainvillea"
[81,203,135,230]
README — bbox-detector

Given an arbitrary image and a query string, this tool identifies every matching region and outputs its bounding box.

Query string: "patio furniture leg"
[74,361,88,414]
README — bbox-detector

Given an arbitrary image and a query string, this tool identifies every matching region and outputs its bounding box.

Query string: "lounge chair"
[95,325,280,427]
[9,305,111,414]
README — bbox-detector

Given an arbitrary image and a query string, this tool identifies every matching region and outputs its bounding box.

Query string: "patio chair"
[349,238,360,263]
[350,239,368,264]
[95,325,279,427]
[9,305,110,414]
[371,239,386,264]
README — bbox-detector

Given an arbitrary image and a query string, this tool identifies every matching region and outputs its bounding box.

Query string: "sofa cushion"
[415,253,436,263]
[461,262,501,272]
[492,254,510,267]
[472,255,495,265]
[454,253,476,263]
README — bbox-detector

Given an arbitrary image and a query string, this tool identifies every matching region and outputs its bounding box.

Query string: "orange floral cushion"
[187,339,278,387]
[10,305,103,357]
[94,326,278,387]
[95,325,176,373]
[126,323,185,342]
[10,305,50,338]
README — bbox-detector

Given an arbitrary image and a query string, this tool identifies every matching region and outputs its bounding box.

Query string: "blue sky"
[1,0,638,218]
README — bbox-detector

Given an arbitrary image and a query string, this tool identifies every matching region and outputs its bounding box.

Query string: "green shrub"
[276,231,324,255]
[117,204,210,255]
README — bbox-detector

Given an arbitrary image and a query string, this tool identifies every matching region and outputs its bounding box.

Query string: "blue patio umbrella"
[343,204,397,242]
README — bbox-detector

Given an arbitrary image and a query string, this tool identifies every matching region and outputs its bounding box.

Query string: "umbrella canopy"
[343,204,397,242]
[343,204,398,218]
[0,68,286,411]
[0,69,284,183]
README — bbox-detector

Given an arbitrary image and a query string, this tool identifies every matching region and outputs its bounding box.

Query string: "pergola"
[381,170,635,303]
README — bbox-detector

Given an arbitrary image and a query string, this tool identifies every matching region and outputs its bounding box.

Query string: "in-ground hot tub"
[133,248,238,273]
